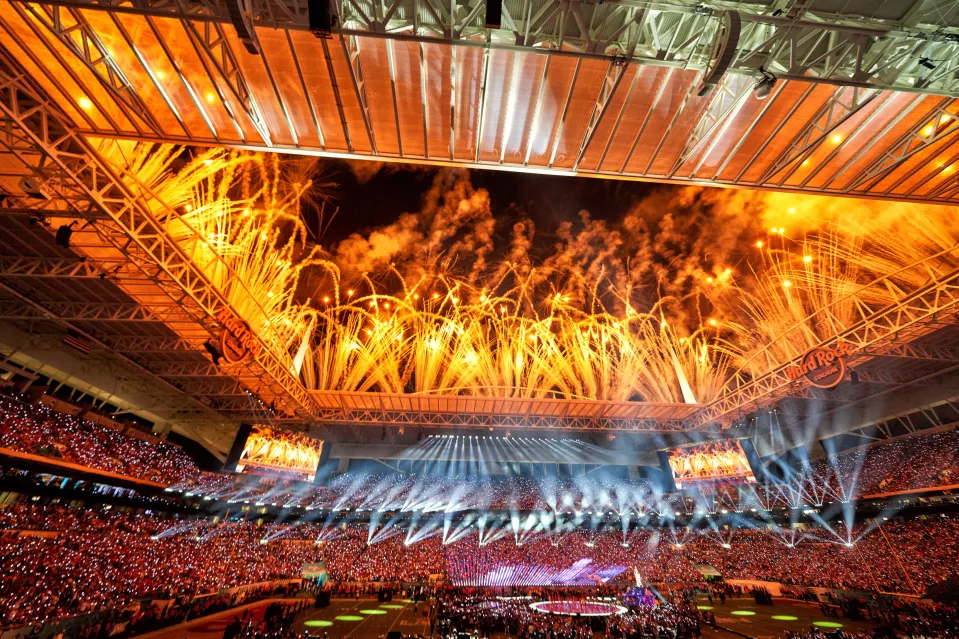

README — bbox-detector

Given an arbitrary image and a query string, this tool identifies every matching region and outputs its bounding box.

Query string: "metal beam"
[181,393,276,415]
[178,13,273,145]
[151,361,223,377]
[0,45,320,419]
[694,257,959,427]
[846,101,959,192]
[669,73,753,177]
[572,57,631,171]
[339,34,377,153]
[297,408,687,433]
[863,342,959,363]
[783,366,959,404]
[0,256,145,280]
[474,46,490,164]
[320,37,354,153]
[0,299,196,323]
[924,171,959,200]
[52,126,959,206]
[203,395,274,412]
[547,59,582,168]
[16,2,163,136]
[0,285,224,418]
[0,207,110,220]
[21,0,959,97]
[98,335,208,353]
[186,378,248,396]
[758,86,882,185]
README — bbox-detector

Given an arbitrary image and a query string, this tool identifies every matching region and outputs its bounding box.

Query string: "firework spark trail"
[90,140,327,376]
[86,142,959,406]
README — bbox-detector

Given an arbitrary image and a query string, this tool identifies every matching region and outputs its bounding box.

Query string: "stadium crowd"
[817,429,959,496]
[0,394,200,485]
[2,503,956,624]
[172,473,665,513]
[0,503,957,636]
[0,505,321,627]
[314,518,959,596]
[2,397,959,637]
[678,519,959,594]
[0,374,936,514]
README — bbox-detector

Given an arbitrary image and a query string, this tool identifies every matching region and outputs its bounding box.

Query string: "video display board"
[667,440,756,488]
[236,424,324,481]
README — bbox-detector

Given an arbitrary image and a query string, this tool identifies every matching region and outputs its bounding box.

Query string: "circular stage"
[529,601,627,616]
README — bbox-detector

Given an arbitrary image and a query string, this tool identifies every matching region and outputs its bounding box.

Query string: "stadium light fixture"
[753,69,776,99]
[55,222,77,248]
[485,0,502,28]
[308,0,335,37]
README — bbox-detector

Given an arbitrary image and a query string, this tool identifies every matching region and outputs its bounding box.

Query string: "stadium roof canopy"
[1,0,959,201]
[2,0,959,455]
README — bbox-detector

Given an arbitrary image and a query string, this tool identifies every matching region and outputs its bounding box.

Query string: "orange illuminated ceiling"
[1,0,958,203]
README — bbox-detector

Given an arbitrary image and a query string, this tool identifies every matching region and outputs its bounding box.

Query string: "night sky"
[315,159,665,245]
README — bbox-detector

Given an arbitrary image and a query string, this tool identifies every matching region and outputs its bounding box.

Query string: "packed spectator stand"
[1,393,959,638]
[2,504,958,627]
[809,429,959,497]
[0,394,201,485]
[0,505,320,627]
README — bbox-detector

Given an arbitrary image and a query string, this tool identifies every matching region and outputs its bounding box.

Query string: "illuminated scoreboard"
[235,424,325,482]
[666,440,756,488]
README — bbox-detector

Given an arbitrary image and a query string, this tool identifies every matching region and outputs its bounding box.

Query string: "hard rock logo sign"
[785,341,853,389]
[216,309,260,364]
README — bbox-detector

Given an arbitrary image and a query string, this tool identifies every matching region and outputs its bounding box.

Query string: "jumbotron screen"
[236,425,324,481]
[667,440,756,488]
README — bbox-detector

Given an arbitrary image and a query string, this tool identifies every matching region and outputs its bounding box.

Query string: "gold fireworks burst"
[89,141,959,406]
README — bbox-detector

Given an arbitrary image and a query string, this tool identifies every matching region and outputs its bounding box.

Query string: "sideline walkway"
[131,596,431,639]
[132,598,301,639]
[695,598,878,639]
[293,597,432,639]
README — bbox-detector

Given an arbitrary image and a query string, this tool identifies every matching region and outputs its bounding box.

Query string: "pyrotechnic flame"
[87,141,959,406]
[91,140,327,378]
